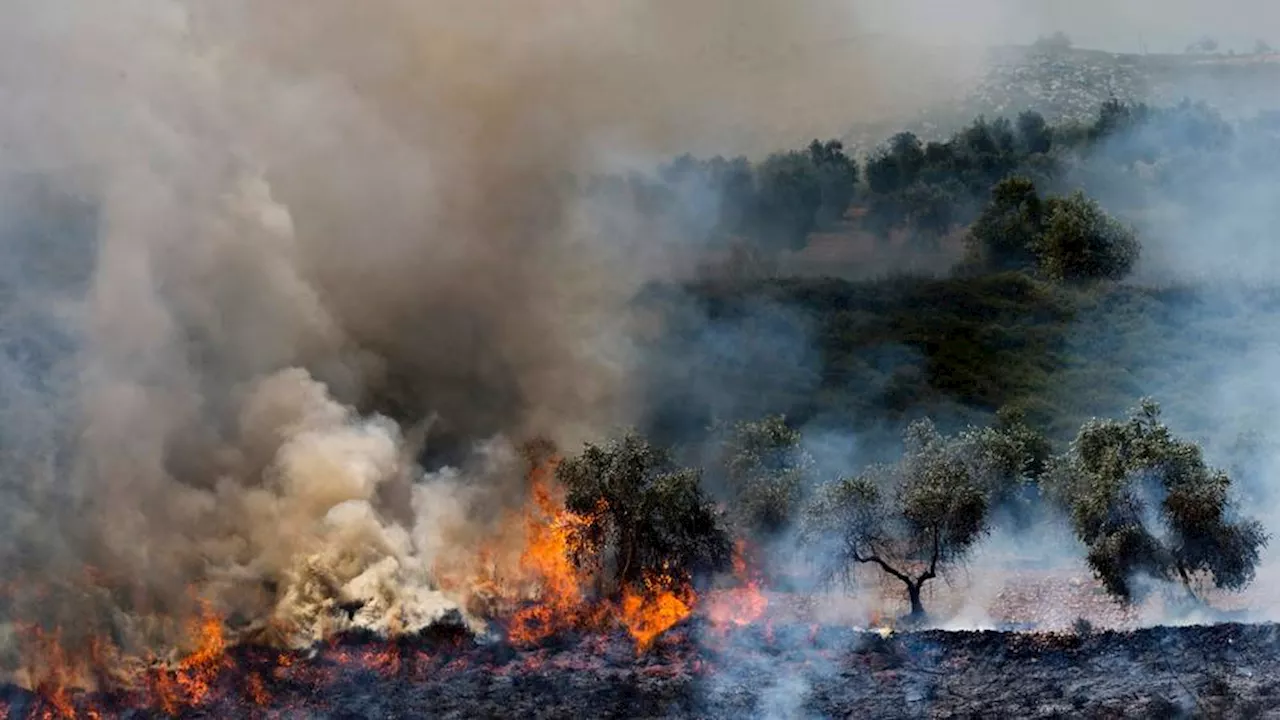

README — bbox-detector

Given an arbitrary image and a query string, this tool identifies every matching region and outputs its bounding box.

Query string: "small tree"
[967,176,1044,271]
[1017,110,1053,155]
[1035,191,1140,282]
[803,419,1035,618]
[808,139,859,225]
[753,151,823,252]
[1187,36,1219,54]
[1033,31,1073,53]
[865,132,926,196]
[558,432,733,596]
[1045,400,1267,603]
[966,407,1052,526]
[902,181,960,248]
[714,414,813,539]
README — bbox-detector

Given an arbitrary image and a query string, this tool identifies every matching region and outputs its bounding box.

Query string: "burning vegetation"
[2,434,776,718]
[3,1,1280,717]
[0,393,1266,717]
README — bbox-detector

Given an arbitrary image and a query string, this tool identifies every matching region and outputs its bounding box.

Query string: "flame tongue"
[15,445,732,716]
[704,541,769,631]
[619,576,693,652]
[508,463,592,645]
[500,454,699,652]
[150,602,229,714]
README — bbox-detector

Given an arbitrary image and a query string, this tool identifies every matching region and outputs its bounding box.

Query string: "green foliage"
[1017,110,1053,155]
[665,271,1076,436]
[803,419,1039,616]
[1036,192,1140,282]
[958,409,1051,525]
[967,178,1139,282]
[754,151,823,251]
[626,98,1258,267]
[1090,97,1149,142]
[637,138,858,255]
[557,432,733,595]
[808,139,860,224]
[640,98,1280,457]
[901,181,961,247]
[866,132,925,194]
[1044,400,1267,602]
[968,176,1044,270]
[859,113,1052,241]
[713,414,814,538]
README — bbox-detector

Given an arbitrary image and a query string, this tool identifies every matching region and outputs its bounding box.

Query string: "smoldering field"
[0,0,978,674]
[3,0,1280,718]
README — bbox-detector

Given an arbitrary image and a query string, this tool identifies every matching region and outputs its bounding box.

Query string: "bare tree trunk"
[1175,563,1200,604]
[905,581,926,619]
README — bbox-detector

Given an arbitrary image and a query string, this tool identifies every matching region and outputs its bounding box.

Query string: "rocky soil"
[844,45,1280,151]
[5,619,1280,719]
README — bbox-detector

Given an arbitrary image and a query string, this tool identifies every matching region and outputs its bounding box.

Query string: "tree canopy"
[967,177,1140,281]
[802,419,1041,618]
[557,432,733,596]
[1036,191,1140,282]
[712,414,813,539]
[1045,400,1267,602]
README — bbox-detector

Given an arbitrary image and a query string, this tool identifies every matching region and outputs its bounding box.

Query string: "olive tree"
[557,432,733,597]
[1035,191,1140,282]
[714,414,814,539]
[752,151,823,252]
[968,178,1140,282]
[1045,400,1267,602]
[802,419,1040,618]
[967,176,1044,271]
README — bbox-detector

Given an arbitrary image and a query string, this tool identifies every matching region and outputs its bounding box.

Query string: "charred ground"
[3,24,1280,718]
[5,620,1277,719]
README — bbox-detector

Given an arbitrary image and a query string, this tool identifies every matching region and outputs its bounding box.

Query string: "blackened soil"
[4,621,1279,719]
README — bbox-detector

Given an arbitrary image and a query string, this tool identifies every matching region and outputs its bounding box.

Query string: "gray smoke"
[0,0,1001,681]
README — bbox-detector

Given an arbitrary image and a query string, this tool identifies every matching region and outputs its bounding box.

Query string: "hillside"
[641,274,1280,467]
[844,44,1280,151]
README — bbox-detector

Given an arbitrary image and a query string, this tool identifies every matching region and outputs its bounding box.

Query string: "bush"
[1035,192,1140,282]
[968,179,1140,282]
[967,176,1044,271]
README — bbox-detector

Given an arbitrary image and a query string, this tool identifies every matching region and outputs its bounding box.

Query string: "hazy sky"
[850,0,1280,53]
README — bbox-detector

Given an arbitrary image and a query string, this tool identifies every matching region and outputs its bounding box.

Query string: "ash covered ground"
[5,620,1277,719]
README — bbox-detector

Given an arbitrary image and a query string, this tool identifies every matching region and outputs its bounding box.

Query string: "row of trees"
[607,97,1260,271]
[802,402,1265,617]
[549,401,1265,621]
[601,139,858,254]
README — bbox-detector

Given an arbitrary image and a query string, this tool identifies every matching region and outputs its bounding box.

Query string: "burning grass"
[3,450,772,717]
[9,620,1280,718]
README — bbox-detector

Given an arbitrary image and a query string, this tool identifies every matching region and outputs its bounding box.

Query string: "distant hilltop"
[844,43,1280,152]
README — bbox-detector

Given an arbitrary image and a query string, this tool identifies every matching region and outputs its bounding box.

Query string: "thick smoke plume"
[7,0,1272,693]
[0,0,981,673]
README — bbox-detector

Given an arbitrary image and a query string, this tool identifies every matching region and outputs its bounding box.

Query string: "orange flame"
[618,576,693,652]
[246,672,270,706]
[504,454,698,652]
[21,626,76,720]
[20,443,749,715]
[704,540,768,631]
[509,463,590,644]
[150,600,229,714]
